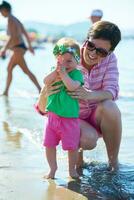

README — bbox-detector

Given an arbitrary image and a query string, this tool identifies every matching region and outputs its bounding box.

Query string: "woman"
[0,1,41,95]
[39,21,122,171]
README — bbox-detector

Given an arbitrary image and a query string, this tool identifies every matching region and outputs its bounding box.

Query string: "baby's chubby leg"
[68,150,79,178]
[44,147,57,179]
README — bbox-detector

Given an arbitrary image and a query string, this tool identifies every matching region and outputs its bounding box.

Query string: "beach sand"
[0,121,88,200]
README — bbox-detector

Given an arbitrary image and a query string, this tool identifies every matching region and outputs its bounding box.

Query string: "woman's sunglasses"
[86,40,110,57]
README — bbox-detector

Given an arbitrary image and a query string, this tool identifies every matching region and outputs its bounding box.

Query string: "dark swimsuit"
[13,43,27,50]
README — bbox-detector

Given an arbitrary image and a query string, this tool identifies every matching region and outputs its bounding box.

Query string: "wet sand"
[0,121,87,200]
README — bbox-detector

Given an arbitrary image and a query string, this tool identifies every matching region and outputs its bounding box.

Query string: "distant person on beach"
[36,37,84,179]
[42,21,122,171]
[88,9,103,24]
[0,1,41,96]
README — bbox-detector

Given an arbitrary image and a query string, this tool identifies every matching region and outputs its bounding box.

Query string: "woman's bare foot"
[108,160,119,171]
[69,169,79,179]
[1,91,8,96]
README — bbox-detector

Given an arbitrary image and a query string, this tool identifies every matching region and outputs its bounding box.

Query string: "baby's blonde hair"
[56,37,80,57]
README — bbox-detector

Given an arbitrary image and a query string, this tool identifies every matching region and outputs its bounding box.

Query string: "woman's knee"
[79,119,99,150]
[97,100,121,119]
[80,133,98,150]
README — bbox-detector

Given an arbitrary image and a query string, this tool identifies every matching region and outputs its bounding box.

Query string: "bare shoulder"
[9,15,21,26]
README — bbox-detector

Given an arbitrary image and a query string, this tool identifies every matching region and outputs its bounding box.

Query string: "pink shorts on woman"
[43,112,80,150]
[79,105,102,136]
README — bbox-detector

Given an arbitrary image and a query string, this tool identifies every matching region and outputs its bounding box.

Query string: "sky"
[0,0,134,29]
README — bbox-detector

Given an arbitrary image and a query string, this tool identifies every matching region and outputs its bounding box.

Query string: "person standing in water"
[36,37,84,179]
[0,1,41,96]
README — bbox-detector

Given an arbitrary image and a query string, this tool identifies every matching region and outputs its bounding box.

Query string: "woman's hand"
[0,49,6,57]
[67,86,92,100]
[43,83,63,97]
[68,87,113,102]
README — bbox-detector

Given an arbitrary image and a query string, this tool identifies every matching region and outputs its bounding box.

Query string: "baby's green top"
[46,68,84,118]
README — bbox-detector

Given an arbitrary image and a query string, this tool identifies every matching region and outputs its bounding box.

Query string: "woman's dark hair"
[87,21,121,51]
[0,1,11,12]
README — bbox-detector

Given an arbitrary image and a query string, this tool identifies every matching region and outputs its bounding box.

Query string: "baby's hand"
[55,73,61,82]
[56,55,62,69]
[56,55,66,74]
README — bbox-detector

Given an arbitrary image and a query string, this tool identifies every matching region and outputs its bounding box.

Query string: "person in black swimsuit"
[0,1,41,96]
[13,43,27,50]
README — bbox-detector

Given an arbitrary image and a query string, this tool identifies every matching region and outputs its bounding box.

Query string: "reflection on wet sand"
[2,96,11,115]
[3,121,22,148]
[67,179,99,200]
[43,179,88,200]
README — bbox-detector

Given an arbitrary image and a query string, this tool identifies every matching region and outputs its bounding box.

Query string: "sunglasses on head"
[86,40,110,57]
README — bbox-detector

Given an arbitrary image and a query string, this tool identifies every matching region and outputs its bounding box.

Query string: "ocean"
[0,40,134,200]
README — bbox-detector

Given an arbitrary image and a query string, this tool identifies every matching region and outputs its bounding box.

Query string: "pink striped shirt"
[79,52,119,119]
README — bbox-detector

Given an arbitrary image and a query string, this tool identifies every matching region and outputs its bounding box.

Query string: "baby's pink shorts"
[43,112,80,150]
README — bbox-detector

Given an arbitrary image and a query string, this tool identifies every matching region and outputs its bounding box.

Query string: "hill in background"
[0,20,134,41]
[24,21,90,41]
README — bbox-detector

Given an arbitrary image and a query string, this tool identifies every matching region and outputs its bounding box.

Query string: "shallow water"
[0,41,134,199]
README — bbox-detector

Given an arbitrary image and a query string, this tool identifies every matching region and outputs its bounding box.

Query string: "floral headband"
[53,44,80,63]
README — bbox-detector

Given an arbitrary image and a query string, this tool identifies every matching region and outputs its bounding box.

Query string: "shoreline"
[0,121,87,200]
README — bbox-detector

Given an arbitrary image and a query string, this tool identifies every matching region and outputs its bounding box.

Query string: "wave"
[119,91,134,99]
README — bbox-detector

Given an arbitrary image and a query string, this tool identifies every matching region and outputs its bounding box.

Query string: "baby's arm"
[58,69,81,91]
[44,70,58,85]
[56,56,81,91]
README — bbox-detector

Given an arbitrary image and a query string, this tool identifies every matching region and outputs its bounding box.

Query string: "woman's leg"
[45,147,57,179]
[68,150,79,178]
[95,100,122,170]
[80,119,99,150]
[14,49,41,92]
[3,54,17,96]
[77,119,99,168]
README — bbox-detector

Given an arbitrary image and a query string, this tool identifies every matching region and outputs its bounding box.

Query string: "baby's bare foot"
[43,170,56,179]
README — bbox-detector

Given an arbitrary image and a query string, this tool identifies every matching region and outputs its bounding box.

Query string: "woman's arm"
[21,23,34,54]
[0,18,14,55]
[68,54,119,101]
[101,54,119,100]
[0,36,12,52]
[0,37,11,57]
